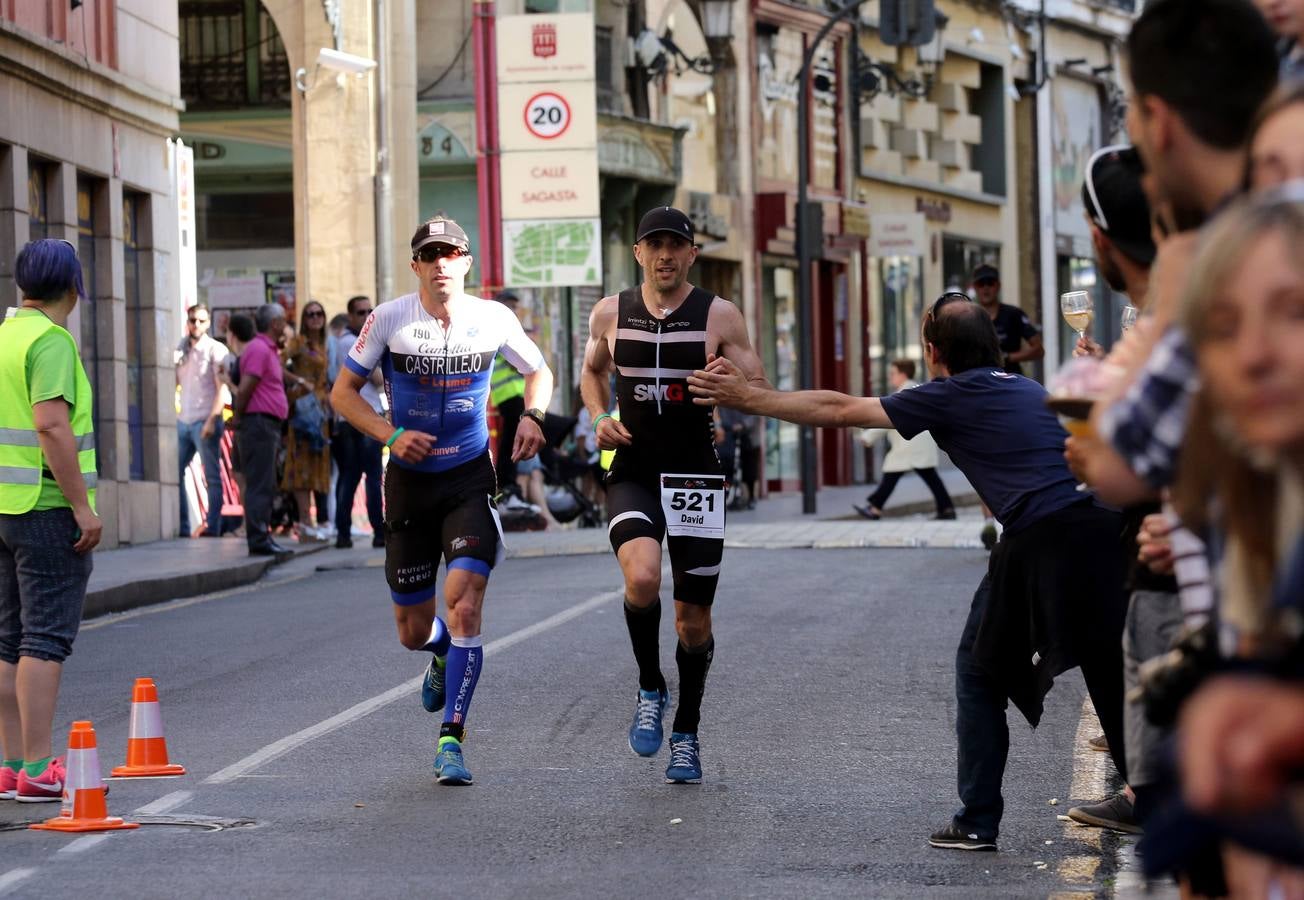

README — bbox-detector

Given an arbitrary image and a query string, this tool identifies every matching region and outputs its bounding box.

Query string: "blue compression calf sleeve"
[444,635,483,727]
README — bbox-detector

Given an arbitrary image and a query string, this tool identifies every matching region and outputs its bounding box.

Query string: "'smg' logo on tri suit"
[633,383,684,403]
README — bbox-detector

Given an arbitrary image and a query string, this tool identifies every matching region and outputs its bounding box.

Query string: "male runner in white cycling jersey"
[581,206,768,784]
[332,217,553,785]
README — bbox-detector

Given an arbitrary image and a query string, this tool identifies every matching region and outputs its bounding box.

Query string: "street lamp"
[701,0,732,39]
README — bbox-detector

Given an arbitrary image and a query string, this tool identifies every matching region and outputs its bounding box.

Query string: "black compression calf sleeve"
[671,636,714,734]
[623,598,666,694]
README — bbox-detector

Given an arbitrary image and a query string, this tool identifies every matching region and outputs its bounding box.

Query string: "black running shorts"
[605,476,724,607]
[383,452,502,606]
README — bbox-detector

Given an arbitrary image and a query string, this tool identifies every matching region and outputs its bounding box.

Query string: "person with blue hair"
[0,239,100,803]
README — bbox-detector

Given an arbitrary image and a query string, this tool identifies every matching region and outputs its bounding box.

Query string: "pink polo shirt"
[241,333,289,420]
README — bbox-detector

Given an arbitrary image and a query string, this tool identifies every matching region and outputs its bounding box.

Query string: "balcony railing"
[180,0,292,110]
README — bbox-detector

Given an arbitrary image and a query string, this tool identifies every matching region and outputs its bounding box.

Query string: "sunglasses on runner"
[413,246,467,263]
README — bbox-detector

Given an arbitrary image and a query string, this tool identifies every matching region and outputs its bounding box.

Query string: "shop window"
[27,158,53,241]
[596,25,618,113]
[77,177,104,460]
[761,264,799,487]
[196,191,294,250]
[968,63,1007,197]
[123,191,147,481]
[869,255,925,396]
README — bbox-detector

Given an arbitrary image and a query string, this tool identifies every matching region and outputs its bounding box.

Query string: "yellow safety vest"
[0,309,97,514]
[490,353,526,406]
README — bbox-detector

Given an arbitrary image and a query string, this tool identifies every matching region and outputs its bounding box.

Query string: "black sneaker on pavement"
[928,822,996,851]
[1067,792,1142,834]
[335,535,353,549]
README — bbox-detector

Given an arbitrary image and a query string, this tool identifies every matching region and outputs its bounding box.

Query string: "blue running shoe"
[628,688,668,757]
[434,737,472,785]
[665,732,702,784]
[421,656,446,713]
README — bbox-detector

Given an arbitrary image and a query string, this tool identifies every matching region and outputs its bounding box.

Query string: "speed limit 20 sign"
[523,92,572,140]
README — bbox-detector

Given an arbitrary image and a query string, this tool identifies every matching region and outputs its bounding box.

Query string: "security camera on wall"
[316,48,377,75]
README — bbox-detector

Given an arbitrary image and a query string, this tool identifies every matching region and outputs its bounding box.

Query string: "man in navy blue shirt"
[689,293,1129,851]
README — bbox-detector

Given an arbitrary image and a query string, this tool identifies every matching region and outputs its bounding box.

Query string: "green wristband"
[592,413,613,433]
[385,427,405,448]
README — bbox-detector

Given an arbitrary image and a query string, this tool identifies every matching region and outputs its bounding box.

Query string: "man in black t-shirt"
[689,294,1128,852]
[972,264,1043,377]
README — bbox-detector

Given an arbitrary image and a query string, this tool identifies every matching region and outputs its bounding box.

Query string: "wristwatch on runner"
[520,408,545,428]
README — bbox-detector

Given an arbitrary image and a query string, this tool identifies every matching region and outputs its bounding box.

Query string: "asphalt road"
[0,548,1120,898]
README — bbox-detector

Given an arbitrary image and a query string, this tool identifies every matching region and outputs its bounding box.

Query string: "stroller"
[497,413,604,531]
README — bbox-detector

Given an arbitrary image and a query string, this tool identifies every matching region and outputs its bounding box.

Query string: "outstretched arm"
[689,356,892,429]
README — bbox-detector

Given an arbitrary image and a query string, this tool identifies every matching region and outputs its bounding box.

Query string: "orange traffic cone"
[110,678,186,778]
[30,721,138,833]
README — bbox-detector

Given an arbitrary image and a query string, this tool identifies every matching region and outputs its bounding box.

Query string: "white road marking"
[57,835,111,855]
[133,790,193,815]
[205,588,623,785]
[82,572,314,631]
[0,869,36,896]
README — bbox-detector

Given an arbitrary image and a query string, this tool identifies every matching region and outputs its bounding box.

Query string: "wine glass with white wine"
[1061,290,1094,342]
[1120,305,1139,333]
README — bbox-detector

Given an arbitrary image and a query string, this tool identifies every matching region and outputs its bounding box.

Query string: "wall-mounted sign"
[502,218,602,287]
[869,213,927,257]
[497,13,601,286]
[172,140,197,318]
[419,121,470,162]
[915,197,952,223]
[497,13,594,83]
[499,82,597,152]
[499,150,600,219]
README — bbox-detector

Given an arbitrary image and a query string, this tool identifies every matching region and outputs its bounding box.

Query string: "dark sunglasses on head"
[923,291,972,342]
[414,245,466,263]
[306,310,325,317]
[188,316,208,324]
[351,307,372,315]
[973,277,998,287]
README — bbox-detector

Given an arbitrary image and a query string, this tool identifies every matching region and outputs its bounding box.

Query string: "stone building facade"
[0,0,184,547]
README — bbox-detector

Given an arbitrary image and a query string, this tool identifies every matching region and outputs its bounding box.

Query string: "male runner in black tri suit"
[580,207,768,783]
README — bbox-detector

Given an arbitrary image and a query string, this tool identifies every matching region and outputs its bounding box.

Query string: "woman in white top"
[854,359,956,520]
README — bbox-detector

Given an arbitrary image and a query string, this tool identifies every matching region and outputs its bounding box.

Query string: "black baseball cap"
[971,263,1000,284]
[635,206,695,244]
[1081,145,1156,267]
[411,217,470,255]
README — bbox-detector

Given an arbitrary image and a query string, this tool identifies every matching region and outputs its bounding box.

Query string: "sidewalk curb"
[84,543,329,619]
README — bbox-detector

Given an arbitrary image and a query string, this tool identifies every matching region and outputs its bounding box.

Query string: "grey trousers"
[238,414,282,550]
[1122,589,1184,787]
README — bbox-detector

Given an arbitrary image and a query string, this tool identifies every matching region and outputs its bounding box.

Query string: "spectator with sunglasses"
[332,216,553,786]
[689,293,1129,852]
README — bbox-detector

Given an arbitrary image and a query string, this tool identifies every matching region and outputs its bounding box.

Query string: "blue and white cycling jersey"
[345,292,545,473]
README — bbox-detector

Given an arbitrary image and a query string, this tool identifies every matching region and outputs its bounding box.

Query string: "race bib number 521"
[660,474,726,539]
